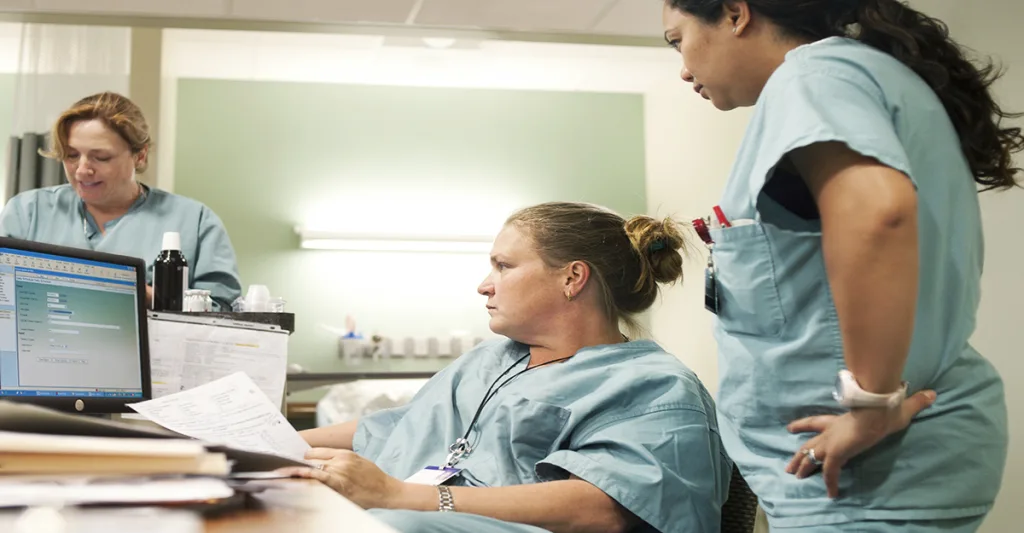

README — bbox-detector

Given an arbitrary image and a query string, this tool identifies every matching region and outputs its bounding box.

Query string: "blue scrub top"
[355,339,731,533]
[0,184,242,310]
[711,37,1007,527]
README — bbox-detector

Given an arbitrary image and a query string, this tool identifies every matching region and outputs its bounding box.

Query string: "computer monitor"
[0,237,150,413]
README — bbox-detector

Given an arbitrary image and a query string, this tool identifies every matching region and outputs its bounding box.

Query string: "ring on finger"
[807,448,823,466]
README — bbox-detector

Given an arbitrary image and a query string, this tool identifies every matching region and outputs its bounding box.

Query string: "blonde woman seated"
[280,202,730,533]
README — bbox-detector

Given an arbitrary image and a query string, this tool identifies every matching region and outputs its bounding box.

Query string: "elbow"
[864,186,917,237]
[877,199,916,231]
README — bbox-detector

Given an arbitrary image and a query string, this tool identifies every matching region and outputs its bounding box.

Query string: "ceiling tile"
[33,0,230,17]
[415,0,619,33]
[592,0,664,37]
[231,0,419,24]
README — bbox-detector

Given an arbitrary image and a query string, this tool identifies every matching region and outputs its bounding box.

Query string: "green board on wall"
[174,79,647,374]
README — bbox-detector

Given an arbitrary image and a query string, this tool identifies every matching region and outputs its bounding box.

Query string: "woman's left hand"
[785,389,936,498]
[277,448,405,509]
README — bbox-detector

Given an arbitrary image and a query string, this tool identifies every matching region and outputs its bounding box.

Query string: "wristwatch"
[437,485,455,512]
[833,369,908,409]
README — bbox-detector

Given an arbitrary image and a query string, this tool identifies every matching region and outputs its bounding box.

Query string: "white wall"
[643,70,752,394]
[644,3,1024,528]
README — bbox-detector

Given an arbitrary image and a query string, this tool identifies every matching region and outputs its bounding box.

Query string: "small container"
[200,290,214,312]
[153,232,189,312]
[269,297,287,313]
[183,289,205,312]
[245,284,271,312]
[339,337,364,364]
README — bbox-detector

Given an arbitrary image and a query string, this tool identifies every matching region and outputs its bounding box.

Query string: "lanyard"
[694,205,731,315]
[692,205,732,246]
[443,351,573,468]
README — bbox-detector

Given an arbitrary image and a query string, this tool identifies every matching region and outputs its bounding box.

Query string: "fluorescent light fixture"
[296,228,493,254]
[422,37,456,49]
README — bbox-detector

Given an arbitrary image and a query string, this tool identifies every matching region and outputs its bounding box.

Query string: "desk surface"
[0,480,396,533]
[207,479,396,533]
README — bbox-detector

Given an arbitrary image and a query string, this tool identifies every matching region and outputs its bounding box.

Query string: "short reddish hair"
[42,91,152,173]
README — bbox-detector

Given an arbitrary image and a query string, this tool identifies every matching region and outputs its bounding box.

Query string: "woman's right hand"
[277,448,408,510]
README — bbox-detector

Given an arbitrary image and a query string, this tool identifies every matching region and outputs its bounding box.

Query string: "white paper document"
[147,313,289,408]
[0,477,234,508]
[129,372,310,462]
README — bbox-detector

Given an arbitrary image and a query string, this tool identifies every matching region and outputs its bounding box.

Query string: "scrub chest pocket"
[710,223,787,337]
[467,394,572,485]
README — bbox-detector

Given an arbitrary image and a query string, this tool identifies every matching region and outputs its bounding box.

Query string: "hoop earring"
[565,291,574,302]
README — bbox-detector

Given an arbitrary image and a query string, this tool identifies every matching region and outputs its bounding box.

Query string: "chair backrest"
[720,467,759,533]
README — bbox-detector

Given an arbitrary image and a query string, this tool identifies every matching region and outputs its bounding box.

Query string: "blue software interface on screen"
[0,247,143,398]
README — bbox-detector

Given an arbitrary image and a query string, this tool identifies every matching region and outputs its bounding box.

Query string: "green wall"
[174,80,647,373]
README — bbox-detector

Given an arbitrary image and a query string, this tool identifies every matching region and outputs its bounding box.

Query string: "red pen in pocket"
[712,206,731,228]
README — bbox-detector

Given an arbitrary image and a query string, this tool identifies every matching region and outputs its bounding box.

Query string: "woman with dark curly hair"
[661,0,1018,531]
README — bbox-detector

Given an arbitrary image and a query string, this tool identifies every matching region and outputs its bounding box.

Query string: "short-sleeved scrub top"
[1,184,242,310]
[710,37,1007,529]
[355,338,732,533]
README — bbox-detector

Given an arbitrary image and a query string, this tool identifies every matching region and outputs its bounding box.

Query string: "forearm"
[823,198,918,394]
[392,480,631,533]
[300,419,359,449]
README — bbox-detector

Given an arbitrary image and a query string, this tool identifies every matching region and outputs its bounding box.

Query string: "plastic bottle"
[153,232,189,312]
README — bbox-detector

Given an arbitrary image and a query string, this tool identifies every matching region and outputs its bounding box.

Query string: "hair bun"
[624,216,686,286]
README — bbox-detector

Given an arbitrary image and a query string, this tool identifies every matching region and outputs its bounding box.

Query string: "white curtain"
[3,24,131,204]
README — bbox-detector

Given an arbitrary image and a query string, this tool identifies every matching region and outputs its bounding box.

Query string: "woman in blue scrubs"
[280,202,731,533]
[661,0,1016,530]
[0,92,242,310]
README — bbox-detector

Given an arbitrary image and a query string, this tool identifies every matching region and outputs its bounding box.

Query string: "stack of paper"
[129,371,312,463]
[0,432,229,476]
[0,372,310,474]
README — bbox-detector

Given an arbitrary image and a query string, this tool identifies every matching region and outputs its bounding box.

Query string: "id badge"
[705,255,719,315]
[405,466,462,486]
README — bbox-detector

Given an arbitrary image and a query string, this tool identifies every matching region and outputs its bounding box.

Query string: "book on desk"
[0,396,305,511]
[0,431,229,476]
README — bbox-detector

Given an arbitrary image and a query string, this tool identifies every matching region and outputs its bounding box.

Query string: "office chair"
[721,466,759,533]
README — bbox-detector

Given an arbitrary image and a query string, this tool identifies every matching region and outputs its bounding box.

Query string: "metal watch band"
[437,485,455,512]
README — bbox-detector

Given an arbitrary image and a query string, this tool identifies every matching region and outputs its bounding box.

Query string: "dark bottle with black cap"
[153,231,189,312]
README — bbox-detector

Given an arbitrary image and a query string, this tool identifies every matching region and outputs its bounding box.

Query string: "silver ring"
[316,463,326,471]
[807,448,823,466]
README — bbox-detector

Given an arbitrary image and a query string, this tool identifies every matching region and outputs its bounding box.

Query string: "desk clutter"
[0,236,398,531]
[339,334,486,363]
[334,314,492,364]
[0,373,310,514]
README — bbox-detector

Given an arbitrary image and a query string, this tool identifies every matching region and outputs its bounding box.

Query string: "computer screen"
[0,238,150,412]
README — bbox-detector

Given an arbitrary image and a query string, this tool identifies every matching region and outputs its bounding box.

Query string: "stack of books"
[0,431,229,476]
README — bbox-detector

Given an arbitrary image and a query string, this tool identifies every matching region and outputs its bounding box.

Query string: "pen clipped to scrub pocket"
[693,206,755,316]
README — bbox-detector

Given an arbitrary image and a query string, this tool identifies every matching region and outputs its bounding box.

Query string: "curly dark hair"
[667,0,1023,191]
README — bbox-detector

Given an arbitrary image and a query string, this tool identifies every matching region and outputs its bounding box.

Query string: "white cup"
[245,284,271,312]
